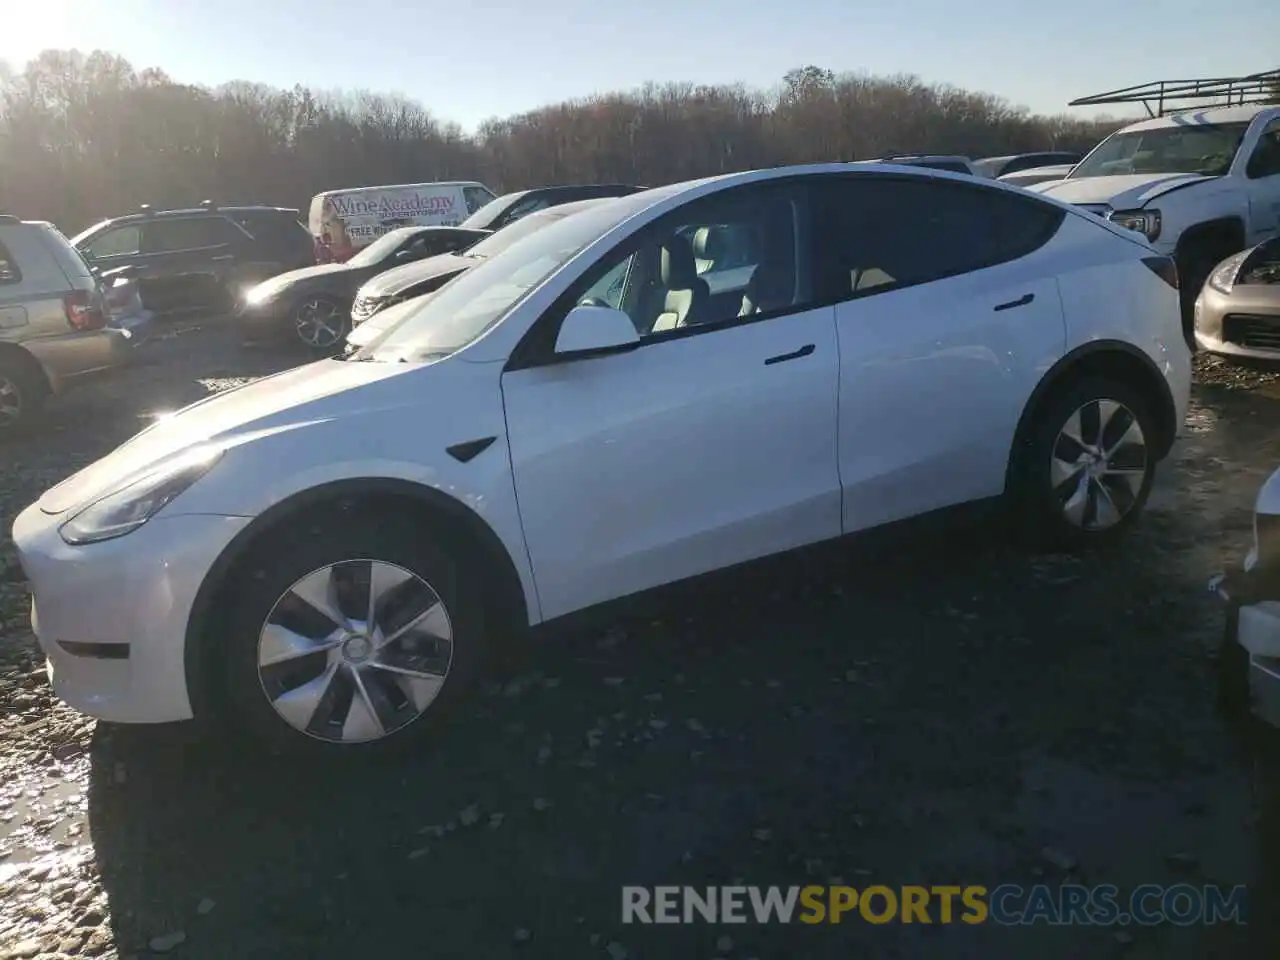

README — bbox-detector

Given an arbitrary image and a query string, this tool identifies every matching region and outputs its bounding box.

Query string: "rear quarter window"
[0,239,21,284]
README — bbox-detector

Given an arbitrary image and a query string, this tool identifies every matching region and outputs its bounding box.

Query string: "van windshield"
[352,189,670,362]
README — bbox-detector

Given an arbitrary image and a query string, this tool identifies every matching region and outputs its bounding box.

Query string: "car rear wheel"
[294,296,347,352]
[1010,376,1158,548]
[0,354,47,436]
[216,510,485,756]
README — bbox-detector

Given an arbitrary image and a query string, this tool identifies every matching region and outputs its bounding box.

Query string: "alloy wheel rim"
[0,376,22,427]
[1051,399,1148,531]
[295,299,342,348]
[256,559,454,744]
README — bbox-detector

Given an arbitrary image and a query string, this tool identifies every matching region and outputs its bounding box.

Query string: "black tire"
[1009,375,1159,549]
[1217,608,1251,718]
[0,352,48,437]
[1179,258,1215,349]
[213,507,487,758]
[292,295,349,354]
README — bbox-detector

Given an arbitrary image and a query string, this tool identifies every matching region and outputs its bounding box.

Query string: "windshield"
[69,221,110,247]
[1070,122,1249,179]
[463,207,587,260]
[460,193,523,230]
[347,228,418,267]
[354,190,670,361]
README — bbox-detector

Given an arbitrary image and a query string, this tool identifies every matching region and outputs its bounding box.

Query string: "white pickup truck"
[1028,104,1280,337]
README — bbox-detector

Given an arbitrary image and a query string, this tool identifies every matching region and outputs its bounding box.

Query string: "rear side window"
[145,216,233,253]
[812,176,1065,301]
[231,212,309,247]
[0,239,20,284]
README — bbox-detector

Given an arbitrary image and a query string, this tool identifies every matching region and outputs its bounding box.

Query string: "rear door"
[811,174,1068,533]
[138,215,241,313]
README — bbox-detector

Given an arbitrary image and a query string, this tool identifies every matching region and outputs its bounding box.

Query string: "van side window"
[0,240,20,284]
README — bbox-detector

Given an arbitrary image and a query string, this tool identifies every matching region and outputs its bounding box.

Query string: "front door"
[501,183,843,621]
[1245,117,1280,243]
[139,216,238,313]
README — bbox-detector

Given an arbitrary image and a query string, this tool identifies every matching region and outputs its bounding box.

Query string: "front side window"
[145,217,227,253]
[463,186,497,215]
[83,225,141,259]
[1246,119,1280,179]
[563,183,809,339]
[1070,122,1249,179]
[811,177,1063,301]
[355,187,683,362]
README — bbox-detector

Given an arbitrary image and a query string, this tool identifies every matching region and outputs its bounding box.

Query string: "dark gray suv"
[70,202,315,316]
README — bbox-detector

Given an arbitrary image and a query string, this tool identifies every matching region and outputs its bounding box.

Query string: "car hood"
[249,262,368,300]
[345,294,436,350]
[358,253,472,299]
[1029,173,1217,208]
[37,359,412,515]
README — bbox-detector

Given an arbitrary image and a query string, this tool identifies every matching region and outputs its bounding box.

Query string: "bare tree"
[0,49,1126,234]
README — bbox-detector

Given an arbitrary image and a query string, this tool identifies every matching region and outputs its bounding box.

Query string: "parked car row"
[238,184,645,350]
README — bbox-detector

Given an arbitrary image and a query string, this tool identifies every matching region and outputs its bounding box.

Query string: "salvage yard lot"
[2,322,1280,959]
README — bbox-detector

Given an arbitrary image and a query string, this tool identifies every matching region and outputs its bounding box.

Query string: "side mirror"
[555,305,640,356]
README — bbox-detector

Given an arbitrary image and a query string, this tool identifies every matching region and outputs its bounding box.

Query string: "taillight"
[1142,256,1179,290]
[64,290,106,331]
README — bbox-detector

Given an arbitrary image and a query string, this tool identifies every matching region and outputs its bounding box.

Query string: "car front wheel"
[293,296,348,352]
[217,510,483,755]
[1010,376,1158,548]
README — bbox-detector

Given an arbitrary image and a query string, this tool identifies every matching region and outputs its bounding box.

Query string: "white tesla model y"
[12,163,1191,753]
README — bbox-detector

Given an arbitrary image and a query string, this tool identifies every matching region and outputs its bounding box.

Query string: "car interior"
[578,195,802,336]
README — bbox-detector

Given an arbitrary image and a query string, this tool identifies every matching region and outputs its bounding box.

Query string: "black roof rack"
[1069,68,1280,118]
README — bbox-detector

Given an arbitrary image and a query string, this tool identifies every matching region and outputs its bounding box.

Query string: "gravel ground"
[2,325,1280,959]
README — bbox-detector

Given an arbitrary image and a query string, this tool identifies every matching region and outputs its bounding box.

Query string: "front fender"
[167,368,540,625]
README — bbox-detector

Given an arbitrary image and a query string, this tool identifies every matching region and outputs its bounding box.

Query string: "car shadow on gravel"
[78,506,1280,960]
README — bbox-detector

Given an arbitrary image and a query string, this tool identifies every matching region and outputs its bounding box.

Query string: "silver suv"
[0,216,130,433]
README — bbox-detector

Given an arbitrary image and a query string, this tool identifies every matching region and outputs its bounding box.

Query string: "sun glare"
[2,1,73,64]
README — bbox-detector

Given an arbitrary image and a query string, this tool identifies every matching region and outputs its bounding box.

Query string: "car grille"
[1223,314,1280,352]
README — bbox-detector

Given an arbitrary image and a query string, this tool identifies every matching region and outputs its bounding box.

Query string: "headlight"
[1108,208,1162,241]
[243,283,281,306]
[1207,251,1248,295]
[59,446,224,545]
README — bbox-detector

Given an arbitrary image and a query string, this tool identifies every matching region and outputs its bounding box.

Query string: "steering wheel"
[578,296,612,308]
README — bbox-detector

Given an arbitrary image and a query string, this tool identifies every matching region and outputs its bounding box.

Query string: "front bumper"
[234,298,294,342]
[1194,284,1280,361]
[11,502,251,723]
[1210,561,1280,729]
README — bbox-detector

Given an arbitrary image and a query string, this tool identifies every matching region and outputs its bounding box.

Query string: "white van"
[308,181,497,262]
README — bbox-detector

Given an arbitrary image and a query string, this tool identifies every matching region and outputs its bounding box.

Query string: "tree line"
[0,51,1132,234]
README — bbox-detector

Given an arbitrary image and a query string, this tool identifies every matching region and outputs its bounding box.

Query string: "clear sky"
[4,0,1278,130]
